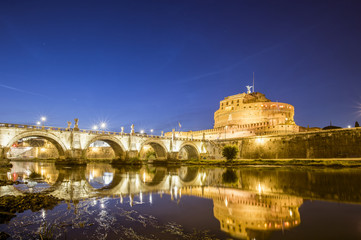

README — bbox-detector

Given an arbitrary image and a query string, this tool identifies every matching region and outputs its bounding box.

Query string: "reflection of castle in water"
[182,187,301,239]
[3,163,361,239]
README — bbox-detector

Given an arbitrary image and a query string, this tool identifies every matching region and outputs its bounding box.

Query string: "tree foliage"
[146,151,156,160]
[355,121,360,128]
[222,145,239,161]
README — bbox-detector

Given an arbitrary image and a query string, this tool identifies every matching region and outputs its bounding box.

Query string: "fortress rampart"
[234,127,361,159]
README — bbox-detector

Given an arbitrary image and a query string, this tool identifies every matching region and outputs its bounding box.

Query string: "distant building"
[166,89,299,140]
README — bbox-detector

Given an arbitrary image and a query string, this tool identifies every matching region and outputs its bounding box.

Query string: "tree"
[146,150,156,160]
[222,145,239,161]
[355,121,360,128]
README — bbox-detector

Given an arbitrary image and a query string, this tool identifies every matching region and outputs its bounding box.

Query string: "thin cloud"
[0,83,48,98]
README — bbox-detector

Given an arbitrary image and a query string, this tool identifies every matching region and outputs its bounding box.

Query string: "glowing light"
[174,186,178,199]
[224,197,228,207]
[140,192,143,203]
[150,129,154,133]
[258,183,262,194]
[149,193,152,204]
[40,148,46,152]
[100,122,106,128]
[256,137,264,144]
[92,125,98,130]
[41,116,46,121]
[36,121,41,125]
[348,125,351,128]
[289,210,293,217]
[103,172,113,185]
[140,130,144,134]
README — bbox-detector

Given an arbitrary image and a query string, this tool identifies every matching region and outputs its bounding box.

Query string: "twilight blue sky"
[1,0,361,133]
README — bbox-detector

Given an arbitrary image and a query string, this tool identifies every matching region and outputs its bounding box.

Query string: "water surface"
[1,161,361,239]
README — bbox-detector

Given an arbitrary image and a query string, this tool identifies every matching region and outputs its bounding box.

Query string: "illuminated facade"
[167,89,299,140]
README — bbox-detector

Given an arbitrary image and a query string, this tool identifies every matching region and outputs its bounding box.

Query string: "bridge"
[0,122,211,162]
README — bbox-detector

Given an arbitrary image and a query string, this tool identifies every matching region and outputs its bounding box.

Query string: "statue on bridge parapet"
[161,131,164,137]
[131,124,135,135]
[66,121,72,131]
[74,118,79,131]
[121,126,124,135]
[172,129,175,140]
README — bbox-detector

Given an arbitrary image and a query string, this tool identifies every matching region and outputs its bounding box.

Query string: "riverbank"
[5,158,361,168]
[181,158,361,168]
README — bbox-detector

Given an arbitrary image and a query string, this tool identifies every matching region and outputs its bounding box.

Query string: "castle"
[166,87,299,140]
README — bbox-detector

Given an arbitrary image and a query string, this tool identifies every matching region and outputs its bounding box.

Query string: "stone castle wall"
[236,128,361,159]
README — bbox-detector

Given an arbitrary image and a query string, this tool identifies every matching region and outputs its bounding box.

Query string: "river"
[0,161,361,239]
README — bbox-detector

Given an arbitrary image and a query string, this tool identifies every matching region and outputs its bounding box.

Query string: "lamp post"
[40,116,46,128]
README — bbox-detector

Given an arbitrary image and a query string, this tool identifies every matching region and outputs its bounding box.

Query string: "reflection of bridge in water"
[2,163,361,239]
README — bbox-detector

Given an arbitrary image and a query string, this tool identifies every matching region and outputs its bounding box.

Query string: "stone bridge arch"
[178,142,200,160]
[139,140,168,160]
[83,136,126,160]
[5,131,68,158]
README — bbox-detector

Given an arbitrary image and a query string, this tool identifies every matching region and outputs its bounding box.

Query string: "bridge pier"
[126,150,138,160]
[167,152,179,160]
[55,149,87,165]
[0,147,11,166]
[0,147,10,159]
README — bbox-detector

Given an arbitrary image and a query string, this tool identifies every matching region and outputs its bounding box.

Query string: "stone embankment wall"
[237,128,361,159]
